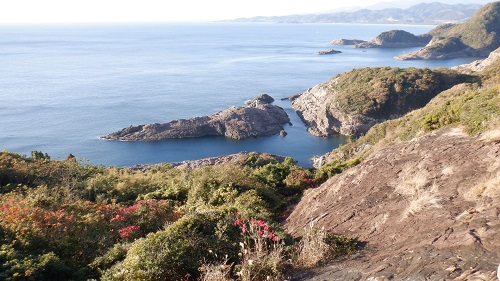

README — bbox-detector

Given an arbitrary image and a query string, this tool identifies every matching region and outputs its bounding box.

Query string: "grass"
[394,171,442,219]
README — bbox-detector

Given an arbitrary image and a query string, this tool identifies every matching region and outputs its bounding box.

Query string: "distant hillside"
[233,2,482,25]
[396,1,500,59]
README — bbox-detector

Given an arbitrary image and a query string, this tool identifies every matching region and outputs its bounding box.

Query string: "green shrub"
[101,212,241,281]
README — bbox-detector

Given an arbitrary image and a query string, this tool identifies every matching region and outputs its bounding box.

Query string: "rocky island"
[102,95,290,141]
[315,48,342,55]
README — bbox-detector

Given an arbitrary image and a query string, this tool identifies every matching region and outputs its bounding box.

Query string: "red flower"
[117,225,141,238]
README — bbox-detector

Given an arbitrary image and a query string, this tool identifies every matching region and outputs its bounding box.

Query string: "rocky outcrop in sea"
[316,48,342,55]
[330,39,367,45]
[103,96,290,141]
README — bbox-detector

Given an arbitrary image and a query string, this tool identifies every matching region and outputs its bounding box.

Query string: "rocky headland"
[102,95,290,141]
[395,1,500,60]
[354,30,431,48]
[291,67,473,137]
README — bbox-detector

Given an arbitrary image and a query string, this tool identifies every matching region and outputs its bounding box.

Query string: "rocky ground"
[284,127,500,280]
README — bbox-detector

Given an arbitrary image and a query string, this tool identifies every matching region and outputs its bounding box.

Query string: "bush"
[101,212,241,281]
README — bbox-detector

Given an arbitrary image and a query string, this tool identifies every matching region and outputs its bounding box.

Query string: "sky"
[0,0,493,24]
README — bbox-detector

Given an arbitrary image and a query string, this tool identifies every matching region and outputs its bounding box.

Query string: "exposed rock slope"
[291,67,473,136]
[286,127,500,280]
[103,97,290,141]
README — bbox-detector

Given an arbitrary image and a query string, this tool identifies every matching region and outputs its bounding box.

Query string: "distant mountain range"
[232,2,483,25]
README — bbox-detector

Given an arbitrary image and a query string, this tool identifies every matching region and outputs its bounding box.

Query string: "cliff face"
[291,82,377,136]
[291,67,473,137]
[285,127,500,280]
[103,99,290,141]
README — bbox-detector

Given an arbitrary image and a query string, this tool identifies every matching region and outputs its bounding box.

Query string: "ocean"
[0,22,479,167]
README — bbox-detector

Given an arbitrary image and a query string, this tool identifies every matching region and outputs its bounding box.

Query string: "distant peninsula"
[232,2,481,25]
[103,95,290,141]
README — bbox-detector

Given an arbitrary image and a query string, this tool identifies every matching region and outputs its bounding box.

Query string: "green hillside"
[332,56,500,164]
[327,67,474,118]
[433,1,500,50]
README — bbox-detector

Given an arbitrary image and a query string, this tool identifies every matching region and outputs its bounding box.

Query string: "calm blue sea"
[0,22,479,166]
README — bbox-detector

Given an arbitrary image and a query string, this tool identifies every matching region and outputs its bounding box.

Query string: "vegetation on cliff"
[330,67,474,118]
[292,66,475,137]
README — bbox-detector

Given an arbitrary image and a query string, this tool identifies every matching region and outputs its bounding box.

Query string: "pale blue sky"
[0,0,492,24]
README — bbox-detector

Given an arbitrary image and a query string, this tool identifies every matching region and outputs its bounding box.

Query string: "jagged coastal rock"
[315,48,342,55]
[354,30,431,48]
[330,39,367,45]
[103,96,290,141]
